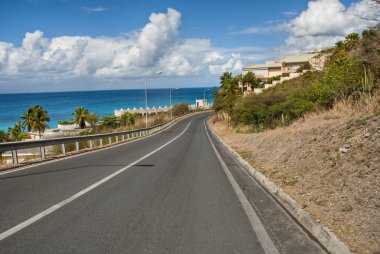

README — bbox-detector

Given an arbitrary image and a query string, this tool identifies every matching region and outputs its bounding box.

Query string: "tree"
[0,130,8,162]
[120,112,137,127]
[220,72,233,88]
[86,113,98,127]
[243,72,261,88]
[100,115,119,128]
[21,105,42,132]
[220,78,242,115]
[346,32,360,42]
[74,107,89,129]
[31,107,50,137]
[8,122,27,141]
[335,41,345,50]
[0,130,9,143]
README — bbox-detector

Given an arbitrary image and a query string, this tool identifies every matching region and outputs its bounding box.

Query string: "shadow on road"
[0,164,127,180]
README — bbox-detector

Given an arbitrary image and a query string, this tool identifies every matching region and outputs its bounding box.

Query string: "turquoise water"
[0,88,215,131]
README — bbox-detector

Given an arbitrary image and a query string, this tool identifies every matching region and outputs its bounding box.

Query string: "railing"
[0,117,178,165]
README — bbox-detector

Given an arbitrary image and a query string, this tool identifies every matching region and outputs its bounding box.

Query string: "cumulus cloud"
[282,10,298,17]
[282,0,380,54]
[82,7,108,13]
[231,25,282,35]
[0,8,263,84]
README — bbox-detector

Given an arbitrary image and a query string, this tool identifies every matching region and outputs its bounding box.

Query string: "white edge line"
[203,120,280,254]
[0,118,194,241]
[0,112,205,176]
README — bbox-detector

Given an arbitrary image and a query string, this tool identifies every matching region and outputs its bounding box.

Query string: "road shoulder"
[206,118,352,254]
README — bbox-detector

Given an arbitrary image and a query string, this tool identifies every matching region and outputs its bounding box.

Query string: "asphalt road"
[0,112,326,254]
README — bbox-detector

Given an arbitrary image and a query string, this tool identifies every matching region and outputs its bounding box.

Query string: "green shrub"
[213,25,379,132]
[267,75,281,84]
[151,115,166,125]
[296,62,311,73]
[172,103,190,117]
[58,119,75,125]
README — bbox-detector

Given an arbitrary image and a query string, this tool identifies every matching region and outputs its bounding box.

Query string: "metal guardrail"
[0,117,178,165]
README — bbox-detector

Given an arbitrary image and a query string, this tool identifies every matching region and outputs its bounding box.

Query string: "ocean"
[0,87,215,131]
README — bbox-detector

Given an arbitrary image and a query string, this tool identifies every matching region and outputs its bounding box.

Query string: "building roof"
[243,62,282,70]
[243,53,317,71]
[276,53,317,63]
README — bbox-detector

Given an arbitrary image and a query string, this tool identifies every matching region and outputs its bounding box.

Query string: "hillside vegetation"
[210,24,380,254]
[213,25,380,132]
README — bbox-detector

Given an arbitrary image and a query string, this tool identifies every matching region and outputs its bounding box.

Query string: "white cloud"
[282,10,298,17]
[83,7,108,13]
[0,8,265,84]
[281,0,380,53]
[231,25,281,35]
[209,53,243,75]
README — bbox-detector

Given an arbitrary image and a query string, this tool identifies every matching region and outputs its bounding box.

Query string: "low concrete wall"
[290,72,302,78]
[264,84,276,89]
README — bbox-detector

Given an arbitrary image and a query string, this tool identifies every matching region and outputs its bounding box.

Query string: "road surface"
[0,112,325,253]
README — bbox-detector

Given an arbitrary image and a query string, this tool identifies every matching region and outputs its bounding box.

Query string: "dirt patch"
[209,100,380,254]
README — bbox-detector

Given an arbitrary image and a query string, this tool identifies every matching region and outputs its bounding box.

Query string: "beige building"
[239,53,322,95]
[242,53,317,80]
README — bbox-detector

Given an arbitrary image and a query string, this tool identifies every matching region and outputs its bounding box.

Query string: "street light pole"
[203,88,210,108]
[144,74,148,129]
[144,71,162,129]
[170,89,172,120]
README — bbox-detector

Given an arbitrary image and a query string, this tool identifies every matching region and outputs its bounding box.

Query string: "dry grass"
[209,93,380,254]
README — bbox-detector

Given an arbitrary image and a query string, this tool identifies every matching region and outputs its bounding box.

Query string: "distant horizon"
[0,85,217,95]
[0,87,216,131]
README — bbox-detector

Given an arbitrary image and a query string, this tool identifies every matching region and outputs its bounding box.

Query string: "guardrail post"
[12,150,18,164]
[122,135,125,141]
[61,144,66,155]
[108,137,112,144]
[116,136,119,142]
[75,142,79,152]
[99,138,103,147]
[40,146,46,160]
[89,140,93,149]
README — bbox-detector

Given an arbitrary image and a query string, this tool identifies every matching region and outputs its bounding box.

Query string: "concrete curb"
[207,121,353,254]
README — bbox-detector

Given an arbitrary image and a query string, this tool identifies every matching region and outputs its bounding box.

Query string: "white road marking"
[204,120,280,254]
[0,118,195,241]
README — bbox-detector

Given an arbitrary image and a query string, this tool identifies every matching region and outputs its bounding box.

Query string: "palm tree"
[74,107,89,129]
[86,113,98,127]
[0,130,8,143]
[8,122,27,141]
[31,107,50,137]
[120,112,129,127]
[100,115,119,128]
[346,32,360,42]
[220,79,242,115]
[220,72,233,88]
[21,105,41,132]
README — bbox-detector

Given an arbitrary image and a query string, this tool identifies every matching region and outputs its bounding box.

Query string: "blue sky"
[0,0,377,93]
